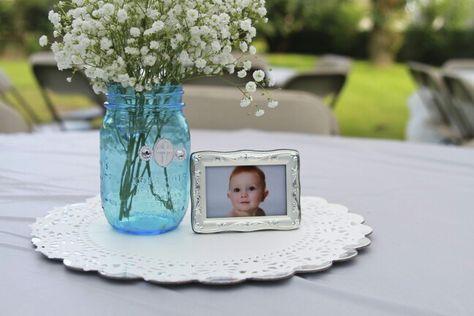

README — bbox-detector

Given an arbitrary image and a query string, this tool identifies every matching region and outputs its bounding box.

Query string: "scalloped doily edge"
[31,196,373,285]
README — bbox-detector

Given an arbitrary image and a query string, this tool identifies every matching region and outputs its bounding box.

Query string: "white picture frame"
[190,149,301,233]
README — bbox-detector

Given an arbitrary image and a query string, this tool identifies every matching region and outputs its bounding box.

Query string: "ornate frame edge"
[190,149,301,233]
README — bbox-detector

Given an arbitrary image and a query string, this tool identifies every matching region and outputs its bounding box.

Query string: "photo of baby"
[205,164,287,218]
[227,166,269,217]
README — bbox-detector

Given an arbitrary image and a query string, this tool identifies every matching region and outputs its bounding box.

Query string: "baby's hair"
[229,166,266,189]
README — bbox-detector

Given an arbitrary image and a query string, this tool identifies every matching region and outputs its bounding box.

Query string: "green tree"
[0,0,55,55]
[261,0,309,51]
[369,0,407,66]
[262,0,364,52]
[408,0,474,30]
[0,1,16,52]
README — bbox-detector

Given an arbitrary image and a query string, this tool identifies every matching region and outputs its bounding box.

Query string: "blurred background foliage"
[0,0,55,55]
[260,0,474,66]
[1,0,474,65]
[1,0,473,140]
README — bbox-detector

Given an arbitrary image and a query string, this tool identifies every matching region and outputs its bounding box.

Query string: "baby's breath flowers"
[245,81,257,93]
[40,0,278,116]
[268,100,279,108]
[253,70,266,82]
[39,35,48,47]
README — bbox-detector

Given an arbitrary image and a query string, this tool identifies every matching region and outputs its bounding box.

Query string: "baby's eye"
[233,188,240,193]
[249,186,256,191]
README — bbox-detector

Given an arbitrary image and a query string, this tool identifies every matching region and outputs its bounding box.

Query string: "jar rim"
[105,84,184,110]
[106,83,183,94]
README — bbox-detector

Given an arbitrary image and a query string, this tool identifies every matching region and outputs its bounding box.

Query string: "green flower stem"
[117,92,176,220]
[163,167,174,210]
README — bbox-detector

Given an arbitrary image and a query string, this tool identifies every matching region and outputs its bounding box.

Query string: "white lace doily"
[31,196,372,284]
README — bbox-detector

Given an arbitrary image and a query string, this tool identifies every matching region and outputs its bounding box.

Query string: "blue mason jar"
[100,84,190,235]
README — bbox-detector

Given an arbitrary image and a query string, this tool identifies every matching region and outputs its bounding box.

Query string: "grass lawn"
[0,54,415,139]
[267,54,415,140]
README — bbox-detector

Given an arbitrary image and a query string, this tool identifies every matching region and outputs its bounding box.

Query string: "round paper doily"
[31,196,372,284]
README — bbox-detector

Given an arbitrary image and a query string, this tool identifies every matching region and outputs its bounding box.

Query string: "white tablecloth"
[1,130,473,316]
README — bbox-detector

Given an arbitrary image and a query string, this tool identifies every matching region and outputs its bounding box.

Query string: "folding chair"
[183,85,339,135]
[184,68,270,86]
[315,54,352,73]
[408,62,451,125]
[442,73,474,139]
[30,52,104,130]
[0,69,41,123]
[442,59,474,72]
[281,70,347,108]
[184,53,270,87]
[0,101,31,134]
[407,62,470,139]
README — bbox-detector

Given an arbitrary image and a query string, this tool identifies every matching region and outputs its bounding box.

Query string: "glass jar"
[100,84,190,235]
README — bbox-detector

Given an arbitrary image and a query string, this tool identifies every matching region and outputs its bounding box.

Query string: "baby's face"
[227,172,267,214]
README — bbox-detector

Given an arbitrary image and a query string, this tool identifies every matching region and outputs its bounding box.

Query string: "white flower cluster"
[40,0,278,115]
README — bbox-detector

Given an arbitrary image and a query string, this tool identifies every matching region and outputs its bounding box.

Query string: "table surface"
[1,130,473,316]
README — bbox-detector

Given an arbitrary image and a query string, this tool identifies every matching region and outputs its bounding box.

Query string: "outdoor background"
[1,0,474,139]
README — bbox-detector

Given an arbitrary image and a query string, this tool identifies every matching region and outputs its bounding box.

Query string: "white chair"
[442,59,474,72]
[407,62,468,141]
[405,92,460,144]
[315,54,353,73]
[184,53,270,87]
[0,101,31,134]
[30,52,104,131]
[442,73,474,139]
[281,70,348,108]
[0,69,40,123]
[183,85,339,135]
